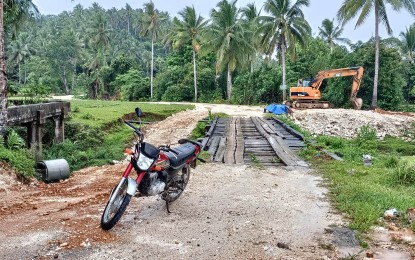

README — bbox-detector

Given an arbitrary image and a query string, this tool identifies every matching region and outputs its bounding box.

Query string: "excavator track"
[289,100,332,109]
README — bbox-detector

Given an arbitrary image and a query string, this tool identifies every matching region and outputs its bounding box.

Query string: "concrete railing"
[7,101,71,159]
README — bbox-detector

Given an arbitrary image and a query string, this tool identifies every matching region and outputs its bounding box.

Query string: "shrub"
[0,146,35,180]
[5,129,25,150]
[356,125,377,143]
[317,135,346,149]
[191,122,206,139]
[384,156,399,168]
[390,162,415,186]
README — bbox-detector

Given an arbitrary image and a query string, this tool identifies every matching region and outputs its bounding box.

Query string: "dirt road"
[0,104,368,259]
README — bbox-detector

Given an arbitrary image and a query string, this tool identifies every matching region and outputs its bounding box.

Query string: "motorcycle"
[100,107,203,230]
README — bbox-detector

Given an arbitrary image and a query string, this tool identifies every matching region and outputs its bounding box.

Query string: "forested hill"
[5,1,415,109]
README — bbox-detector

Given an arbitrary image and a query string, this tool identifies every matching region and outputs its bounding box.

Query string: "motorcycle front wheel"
[101,178,132,230]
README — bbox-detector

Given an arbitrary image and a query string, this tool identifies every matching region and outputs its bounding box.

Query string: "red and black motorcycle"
[101,107,203,230]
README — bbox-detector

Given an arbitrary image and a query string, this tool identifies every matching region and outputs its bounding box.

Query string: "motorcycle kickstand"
[165,201,171,214]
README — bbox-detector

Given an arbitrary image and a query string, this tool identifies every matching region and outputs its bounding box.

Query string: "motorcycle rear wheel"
[101,178,132,230]
[162,165,191,203]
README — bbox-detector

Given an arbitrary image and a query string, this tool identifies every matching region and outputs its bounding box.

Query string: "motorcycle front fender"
[127,177,138,196]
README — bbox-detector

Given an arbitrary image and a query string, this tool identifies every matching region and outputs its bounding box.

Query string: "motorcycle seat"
[165,143,196,168]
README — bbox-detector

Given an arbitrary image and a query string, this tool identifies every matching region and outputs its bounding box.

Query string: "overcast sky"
[32,0,415,43]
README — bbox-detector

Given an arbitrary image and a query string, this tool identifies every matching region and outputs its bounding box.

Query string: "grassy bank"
[278,115,415,232]
[44,100,194,172]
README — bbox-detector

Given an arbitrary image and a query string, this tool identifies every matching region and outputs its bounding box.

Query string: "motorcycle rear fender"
[127,177,138,196]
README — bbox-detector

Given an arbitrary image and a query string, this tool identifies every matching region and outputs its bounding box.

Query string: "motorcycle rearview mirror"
[135,107,143,118]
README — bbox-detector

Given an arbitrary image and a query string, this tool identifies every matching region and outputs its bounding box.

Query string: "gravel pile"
[290,109,415,139]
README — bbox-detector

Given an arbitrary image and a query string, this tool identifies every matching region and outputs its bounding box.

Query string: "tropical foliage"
[258,0,311,101]
[337,0,415,108]
[0,0,413,111]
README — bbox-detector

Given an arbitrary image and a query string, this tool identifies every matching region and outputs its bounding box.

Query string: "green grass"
[319,161,415,231]
[70,100,194,127]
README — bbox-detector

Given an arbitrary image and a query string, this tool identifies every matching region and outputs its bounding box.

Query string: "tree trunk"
[63,69,69,95]
[227,63,232,100]
[281,41,287,102]
[72,60,77,91]
[250,51,255,73]
[193,50,197,102]
[372,5,380,109]
[0,0,7,137]
[150,38,154,99]
[18,62,20,84]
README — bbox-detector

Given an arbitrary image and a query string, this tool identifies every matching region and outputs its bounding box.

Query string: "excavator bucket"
[350,98,363,110]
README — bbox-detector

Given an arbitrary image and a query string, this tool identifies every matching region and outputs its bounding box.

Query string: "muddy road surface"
[1,104,358,259]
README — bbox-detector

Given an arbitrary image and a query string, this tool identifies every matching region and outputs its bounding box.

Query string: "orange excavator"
[285,66,364,110]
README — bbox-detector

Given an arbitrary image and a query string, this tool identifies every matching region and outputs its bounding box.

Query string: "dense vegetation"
[1,0,413,110]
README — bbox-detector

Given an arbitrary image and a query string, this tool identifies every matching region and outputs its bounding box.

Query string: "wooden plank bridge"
[202,116,307,168]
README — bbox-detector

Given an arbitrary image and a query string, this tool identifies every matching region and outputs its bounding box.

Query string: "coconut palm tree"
[204,0,252,100]
[400,23,415,61]
[318,18,351,52]
[241,3,261,72]
[167,6,208,102]
[338,0,415,108]
[258,0,311,102]
[87,11,110,51]
[4,0,39,39]
[86,10,111,98]
[140,1,162,99]
[9,33,35,83]
[0,0,38,136]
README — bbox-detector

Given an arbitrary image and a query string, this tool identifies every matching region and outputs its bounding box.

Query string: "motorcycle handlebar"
[124,120,143,136]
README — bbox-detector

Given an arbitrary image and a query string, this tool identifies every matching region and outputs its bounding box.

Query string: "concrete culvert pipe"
[36,159,70,182]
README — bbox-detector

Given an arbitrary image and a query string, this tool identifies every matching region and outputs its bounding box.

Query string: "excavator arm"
[310,66,364,97]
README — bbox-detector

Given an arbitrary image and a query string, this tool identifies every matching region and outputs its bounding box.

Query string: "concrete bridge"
[7,102,71,159]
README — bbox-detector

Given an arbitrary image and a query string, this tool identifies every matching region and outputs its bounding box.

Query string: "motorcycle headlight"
[137,152,155,171]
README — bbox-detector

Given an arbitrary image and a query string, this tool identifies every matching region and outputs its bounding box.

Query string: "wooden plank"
[267,136,297,166]
[245,140,270,145]
[224,117,237,164]
[214,137,227,162]
[274,136,308,167]
[205,117,219,137]
[322,149,344,161]
[235,118,244,164]
[201,137,209,150]
[271,118,305,141]
[235,136,244,164]
[251,116,307,167]
[207,137,221,161]
[257,117,283,138]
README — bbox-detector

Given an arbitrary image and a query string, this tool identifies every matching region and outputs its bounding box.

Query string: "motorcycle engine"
[138,172,166,196]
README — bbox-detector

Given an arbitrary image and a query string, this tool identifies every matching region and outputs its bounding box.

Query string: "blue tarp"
[264,104,289,115]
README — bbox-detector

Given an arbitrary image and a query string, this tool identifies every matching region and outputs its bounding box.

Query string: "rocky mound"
[290,109,415,140]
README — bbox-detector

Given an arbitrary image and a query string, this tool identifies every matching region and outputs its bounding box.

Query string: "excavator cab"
[301,78,312,87]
